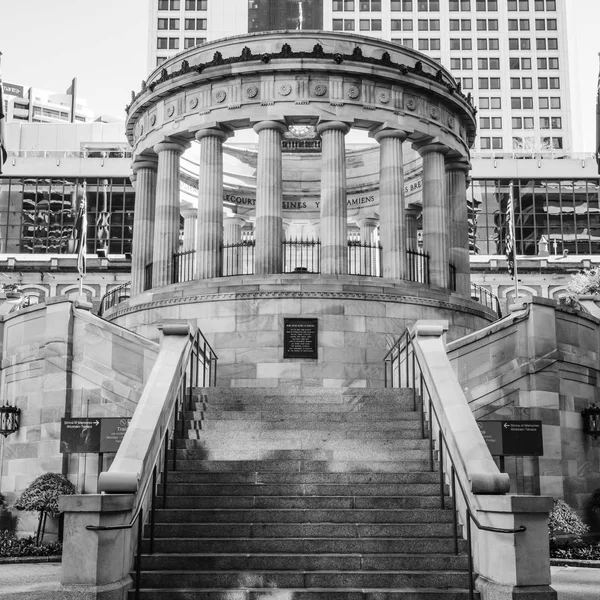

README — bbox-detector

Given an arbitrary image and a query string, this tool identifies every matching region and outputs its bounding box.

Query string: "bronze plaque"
[284,318,318,359]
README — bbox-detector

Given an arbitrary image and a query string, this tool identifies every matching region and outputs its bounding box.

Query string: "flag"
[75,182,87,278]
[596,53,600,175]
[505,185,515,278]
[0,55,7,175]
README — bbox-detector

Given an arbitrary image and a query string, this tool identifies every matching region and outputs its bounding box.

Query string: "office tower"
[147,0,571,154]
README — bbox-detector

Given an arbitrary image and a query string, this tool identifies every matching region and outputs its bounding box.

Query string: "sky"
[0,0,599,152]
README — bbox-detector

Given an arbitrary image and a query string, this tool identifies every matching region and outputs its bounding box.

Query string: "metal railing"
[98,281,131,317]
[85,327,217,600]
[471,282,503,318]
[348,241,382,277]
[222,240,255,276]
[283,238,320,274]
[383,329,525,600]
[406,248,430,284]
[173,249,196,284]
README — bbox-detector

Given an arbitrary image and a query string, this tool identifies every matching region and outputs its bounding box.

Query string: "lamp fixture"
[581,404,600,439]
[0,403,20,437]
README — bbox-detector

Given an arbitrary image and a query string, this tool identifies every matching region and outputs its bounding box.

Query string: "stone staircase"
[133,387,477,599]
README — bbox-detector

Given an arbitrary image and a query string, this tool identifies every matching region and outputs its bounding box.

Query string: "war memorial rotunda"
[109,30,495,386]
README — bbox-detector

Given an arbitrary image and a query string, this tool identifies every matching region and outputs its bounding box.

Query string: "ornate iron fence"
[283,238,321,274]
[348,241,382,276]
[173,249,196,284]
[406,248,430,284]
[222,240,255,276]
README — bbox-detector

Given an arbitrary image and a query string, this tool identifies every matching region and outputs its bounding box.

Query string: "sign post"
[60,417,131,455]
[477,420,543,471]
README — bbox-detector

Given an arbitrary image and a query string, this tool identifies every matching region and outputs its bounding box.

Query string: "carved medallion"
[279,84,292,96]
[189,97,199,109]
[406,97,417,111]
[246,85,258,98]
[348,86,360,99]
[378,90,391,104]
[447,116,454,128]
[166,105,175,117]
[313,84,328,97]
[215,90,227,103]
[150,114,157,126]
[430,107,439,120]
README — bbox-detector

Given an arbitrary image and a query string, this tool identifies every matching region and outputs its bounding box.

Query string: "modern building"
[0,122,132,308]
[147,0,572,155]
[2,80,94,124]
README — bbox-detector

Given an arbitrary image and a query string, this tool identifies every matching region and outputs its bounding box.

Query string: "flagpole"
[509,181,519,301]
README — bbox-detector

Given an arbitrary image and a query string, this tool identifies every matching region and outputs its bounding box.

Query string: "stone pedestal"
[131,155,158,295]
[254,121,287,275]
[318,121,350,275]
[375,129,408,280]
[196,127,230,279]
[152,138,189,288]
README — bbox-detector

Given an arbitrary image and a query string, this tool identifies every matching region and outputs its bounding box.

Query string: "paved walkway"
[0,562,598,598]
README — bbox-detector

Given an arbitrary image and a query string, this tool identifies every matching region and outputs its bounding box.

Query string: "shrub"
[559,268,600,308]
[0,492,6,509]
[0,531,61,558]
[13,473,76,544]
[548,498,589,538]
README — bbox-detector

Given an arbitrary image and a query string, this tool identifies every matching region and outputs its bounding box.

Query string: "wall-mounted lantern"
[581,404,600,439]
[0,403,20,437]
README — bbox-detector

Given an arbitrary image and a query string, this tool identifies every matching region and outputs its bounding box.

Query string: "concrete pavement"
[0,562,598,598]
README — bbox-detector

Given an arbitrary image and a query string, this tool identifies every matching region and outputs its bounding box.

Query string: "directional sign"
[477,420,543,457]
[60,417,131,454]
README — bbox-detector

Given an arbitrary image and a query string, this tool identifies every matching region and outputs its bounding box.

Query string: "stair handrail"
[384,324,526,600]
[84,323,217,600]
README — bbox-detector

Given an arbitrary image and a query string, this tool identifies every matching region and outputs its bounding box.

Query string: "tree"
[13,473,76,544]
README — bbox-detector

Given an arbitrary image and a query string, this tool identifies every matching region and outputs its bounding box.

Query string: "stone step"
[143,537,467,555]
[168,460,436,473]
[195,388,415,400]
[139,553,469,572]
[136,570,472,590]
[171,448,432,461]
[130,588,478,600]
[187,420,423,432]
[157,483,447,497]
[147,522,456,539]
[155,496,451,510]
[192,408,421,421]
[152,508,453,524]
[165,471,440,484]
[185,429,425,442]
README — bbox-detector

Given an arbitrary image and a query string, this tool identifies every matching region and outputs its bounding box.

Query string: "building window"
[402,38,414,47]
[157,37,168,49]
[391,19,403,30]
[360,0,382,10]
[539,78,549,90]
[359,18,382,30]
[333,0,356,10]
[417,0,440,10]
[550,97,561,109]
[480,137,491,149]
[477,38,487,49]
[548,57,559,69]
[512,117,522,129]
[158,18,169,29]
[402,19,413,29]
[540,116,550,129]
[551,117,562,129]
[492,117,502,129]
[158,0,169,9]
[549,77,560,89]
[462,57,472,68]
[522,77,532,89]
[169,37,179,49]
[480,117,490,129]
[157,57,167,66]
[460,77,473,89]
[169,18,180,29]
[523,117,534,129]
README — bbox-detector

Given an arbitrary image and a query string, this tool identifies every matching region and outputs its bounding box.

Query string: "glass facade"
[0,177,134,255]
[248,0,323,32]
[470,178,600,256]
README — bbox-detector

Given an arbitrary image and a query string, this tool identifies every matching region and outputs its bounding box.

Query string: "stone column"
[195,127,230,279]
[131,154,158,295]
[374,129,408,279]
[317,121,351,274]
[223,215,246,276]
[254,121,287,275]
[446,158,471,296]
[152,138,189,288]
[356,217,379,276]
[415,142,450,289]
